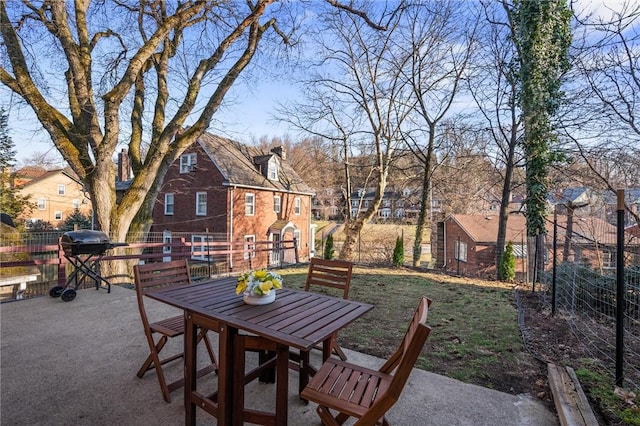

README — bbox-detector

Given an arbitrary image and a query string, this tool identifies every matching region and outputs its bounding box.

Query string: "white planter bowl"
[243,291,276,305]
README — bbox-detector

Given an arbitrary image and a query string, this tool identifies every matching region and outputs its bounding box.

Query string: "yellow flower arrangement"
[236,269,283,296]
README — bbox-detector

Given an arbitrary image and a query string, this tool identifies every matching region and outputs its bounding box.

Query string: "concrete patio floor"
[1,285,559,425]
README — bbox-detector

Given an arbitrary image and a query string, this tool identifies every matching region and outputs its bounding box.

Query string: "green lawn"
[278,265,539,394]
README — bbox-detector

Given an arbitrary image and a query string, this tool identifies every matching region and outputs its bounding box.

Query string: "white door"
[270,233,281,265]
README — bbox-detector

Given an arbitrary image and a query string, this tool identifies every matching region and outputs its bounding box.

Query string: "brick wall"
[152,144,312,267]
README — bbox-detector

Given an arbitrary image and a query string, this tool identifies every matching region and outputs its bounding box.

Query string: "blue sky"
[2,0,633,166]
[2,77,298,166]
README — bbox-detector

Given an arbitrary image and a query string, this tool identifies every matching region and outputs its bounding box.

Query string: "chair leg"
[148,338,172,403]
[331,336,348,361]
[137,335,169,378]
[197,328,218,373]
[335,412,350,425]
[317,405,343,426]
[258,350,277,383]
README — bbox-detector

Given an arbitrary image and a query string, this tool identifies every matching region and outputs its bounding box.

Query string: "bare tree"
[431,120,500,217]
[565,1,640,225]
[396,1,479,267]
[0,1,385,277]
[278,4,410,261]
[470,1,525,279]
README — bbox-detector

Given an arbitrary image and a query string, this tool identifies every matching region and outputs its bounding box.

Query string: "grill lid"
[62,230,110,245]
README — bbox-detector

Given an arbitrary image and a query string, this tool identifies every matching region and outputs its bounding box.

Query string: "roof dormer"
[253,154,280,182]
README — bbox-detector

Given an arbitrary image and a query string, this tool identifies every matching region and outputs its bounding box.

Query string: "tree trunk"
[495,137,517,279]
[339,221,363,262]
[412,161,431,268]
[412,125,436,268]
[339,162,388,261]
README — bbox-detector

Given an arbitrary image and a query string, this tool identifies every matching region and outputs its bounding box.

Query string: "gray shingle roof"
[197,133,314,195]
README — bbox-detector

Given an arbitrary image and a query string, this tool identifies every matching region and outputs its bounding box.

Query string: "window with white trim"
[244,235,256,260]
[162,230,172,262]
[273,196,281,214]
[163,231,172,254]
[602,250,616,269]
[72,199,81,209]
[191,235,213,261]
[294,197,301,215]
[245,193,255,216]
[267,158,278,181]
[37,198,46,210]
[454,240,468,262]
[180,153,197,173]
[165,193,174,215]
[58,185,66,195]
[293,230,301,247]
[195,192,207,216]
[54,211,62,220]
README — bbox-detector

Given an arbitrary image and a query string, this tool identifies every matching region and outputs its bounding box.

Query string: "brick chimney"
[270,146,286,161]
[117,149,132,182]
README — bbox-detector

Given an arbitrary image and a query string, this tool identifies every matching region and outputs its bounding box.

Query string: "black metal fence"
[539,190,640,392]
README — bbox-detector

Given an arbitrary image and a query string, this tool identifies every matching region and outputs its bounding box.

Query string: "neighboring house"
[435,214,528,278]
[550,187,607,221]
[14,167,91,229]
[435,213,625,278]
[553,215,620,269]
[151,133,315,270]
[602,188,640,227]
[311,186,344,220]
[115,148,133,204]
[348,187,426,223]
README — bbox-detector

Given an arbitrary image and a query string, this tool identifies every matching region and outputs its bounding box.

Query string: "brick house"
[348,188,424,222]
[435,213,626,278]
[14,167,91,228]
[435,214,528,278]
[311,186,344,220]
[151,133,315,270]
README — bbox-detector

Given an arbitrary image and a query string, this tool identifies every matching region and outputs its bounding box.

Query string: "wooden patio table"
[146,276,373,426]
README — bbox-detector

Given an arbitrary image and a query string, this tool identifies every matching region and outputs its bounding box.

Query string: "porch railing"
[0,234,300,302]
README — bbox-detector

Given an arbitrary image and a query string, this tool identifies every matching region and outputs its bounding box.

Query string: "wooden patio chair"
[304,257,353,360]
[300,296,432,426]
[290,257,353,396]
[133,259,218,403]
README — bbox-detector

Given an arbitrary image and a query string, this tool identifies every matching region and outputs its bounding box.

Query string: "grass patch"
[279,265,530,394]
[574,359,640,425]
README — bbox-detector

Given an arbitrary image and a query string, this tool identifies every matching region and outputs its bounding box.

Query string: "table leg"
[184,311,197,426]
[217,324,237,425]
[322,337,332,362]
[275,344,289,426]
[233,334,247,426]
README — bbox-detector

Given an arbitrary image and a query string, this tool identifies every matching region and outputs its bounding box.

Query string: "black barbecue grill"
[51,230,128,302]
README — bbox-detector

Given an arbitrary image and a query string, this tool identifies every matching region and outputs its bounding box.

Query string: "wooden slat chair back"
[291,258,354,398]
[134,259,218,403]
[300,297,432,426]
[305,257,353,360]
[304,257,353,299]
